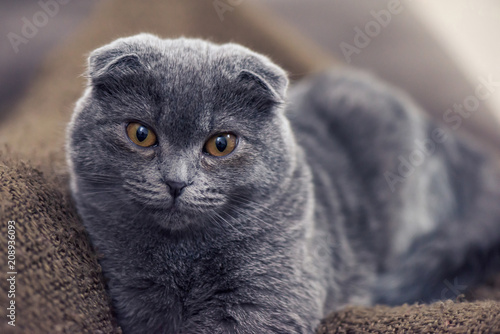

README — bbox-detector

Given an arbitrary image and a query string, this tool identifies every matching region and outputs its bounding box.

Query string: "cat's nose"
[166,180,188,198]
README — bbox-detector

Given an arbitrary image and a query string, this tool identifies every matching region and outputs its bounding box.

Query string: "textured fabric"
[0,0,499,333]
[0,157,120,333]
[317,301,500,334]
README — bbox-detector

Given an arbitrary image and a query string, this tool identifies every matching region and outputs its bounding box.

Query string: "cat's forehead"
[88,35,287,146]
[146,41,244,139]
[137,38,252,80]
[113,39,253,146]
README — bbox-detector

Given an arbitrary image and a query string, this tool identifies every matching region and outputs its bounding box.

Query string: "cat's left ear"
[235,61,289,112]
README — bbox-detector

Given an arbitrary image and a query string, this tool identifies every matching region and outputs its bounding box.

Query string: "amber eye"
[204,133,237,157]
[126,122,157,147]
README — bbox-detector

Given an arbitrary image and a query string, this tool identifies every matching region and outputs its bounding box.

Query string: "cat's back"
[284,71,418,269]
[286,69,422,212]
[286,70,424,177]
[286,70,500,306]
[285,70,441,269]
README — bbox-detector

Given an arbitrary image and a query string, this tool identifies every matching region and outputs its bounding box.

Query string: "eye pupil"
[126,122,157,147]
[136,126,149,142]
[215,136,227,152]
[204,133,236,157]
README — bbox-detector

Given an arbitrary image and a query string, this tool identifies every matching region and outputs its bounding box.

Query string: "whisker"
[76,172,123,179]
[75,177,122,185]
[225,204,274,229]
[130,198,152,224]
[123,187,165,204]
[230,195,277,217]
[81,189,123,196]
[212,211,245,236]
[125,180,163,195]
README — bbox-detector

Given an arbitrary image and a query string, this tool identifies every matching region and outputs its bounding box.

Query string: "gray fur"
[66,34,500,333]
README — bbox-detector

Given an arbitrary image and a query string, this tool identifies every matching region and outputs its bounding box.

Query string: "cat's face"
[67,34,294,231]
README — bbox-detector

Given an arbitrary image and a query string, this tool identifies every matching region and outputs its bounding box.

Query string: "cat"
[66,33,500,333]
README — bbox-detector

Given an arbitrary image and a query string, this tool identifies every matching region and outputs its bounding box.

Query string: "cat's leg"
[181,305,315,334]
[178,274,324,333]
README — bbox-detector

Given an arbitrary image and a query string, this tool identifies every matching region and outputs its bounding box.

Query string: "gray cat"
[66,33,500,333]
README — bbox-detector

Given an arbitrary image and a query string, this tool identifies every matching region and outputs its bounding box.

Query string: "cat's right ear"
[87,49,146,91]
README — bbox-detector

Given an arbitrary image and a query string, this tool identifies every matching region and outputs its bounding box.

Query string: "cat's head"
[67,34,296,232]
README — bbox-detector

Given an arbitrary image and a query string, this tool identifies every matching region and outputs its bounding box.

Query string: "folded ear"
[87,49,146,92]
[235,67,288,112]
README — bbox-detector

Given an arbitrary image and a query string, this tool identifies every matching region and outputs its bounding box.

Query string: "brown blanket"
[0,157,119,333]
[0,0,499,333]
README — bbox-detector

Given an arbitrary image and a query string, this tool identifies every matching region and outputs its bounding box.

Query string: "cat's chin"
[147,205,205,232]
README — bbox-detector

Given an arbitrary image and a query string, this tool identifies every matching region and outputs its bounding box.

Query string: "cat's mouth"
[123,184,225,230]
[153,203,204,231]
[135,194,203,224]
[165,198,181,211]
[141,195,187,213]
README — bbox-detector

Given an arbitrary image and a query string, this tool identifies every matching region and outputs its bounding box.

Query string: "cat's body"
[67,34,500,333]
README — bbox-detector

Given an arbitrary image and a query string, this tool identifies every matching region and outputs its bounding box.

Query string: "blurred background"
[0,1,96,119]
[1,0,499,155]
